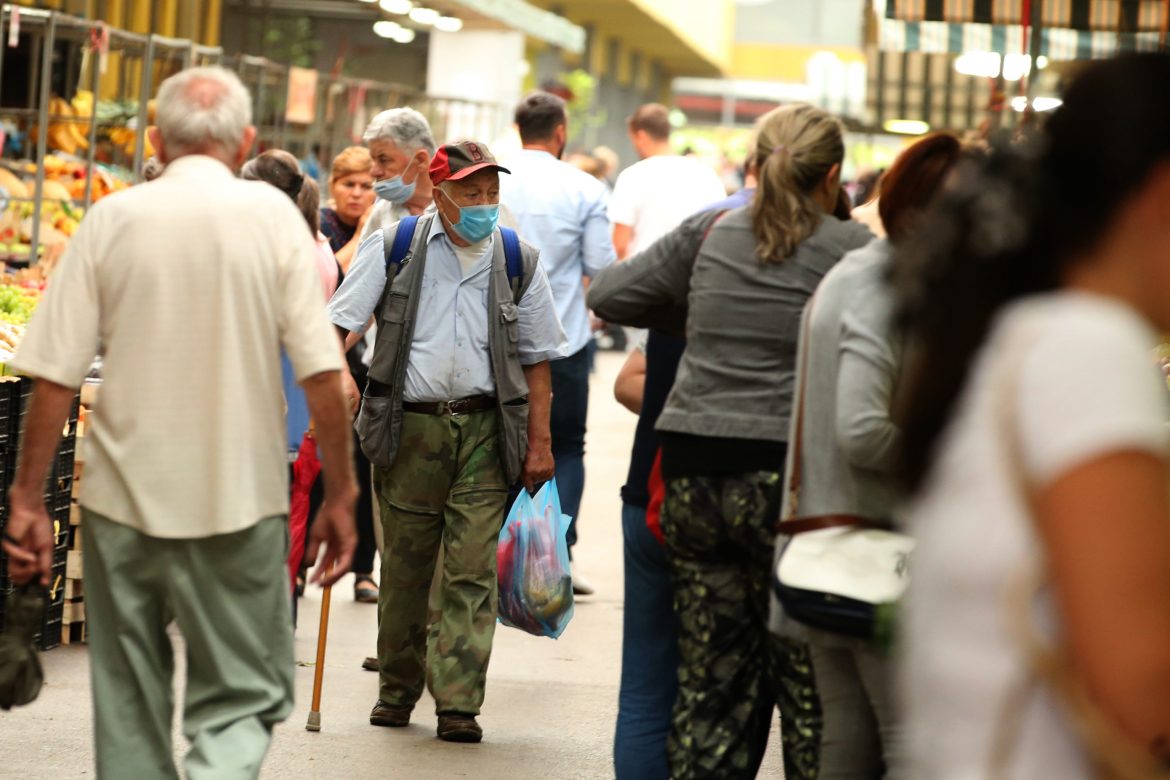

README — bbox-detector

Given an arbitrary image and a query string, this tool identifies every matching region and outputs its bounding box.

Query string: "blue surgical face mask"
[373,175,415,204]
[441,189,499,243]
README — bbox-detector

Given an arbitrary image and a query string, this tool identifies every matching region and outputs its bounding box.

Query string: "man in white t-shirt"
[608,103,727,259]
[2,67,356,778]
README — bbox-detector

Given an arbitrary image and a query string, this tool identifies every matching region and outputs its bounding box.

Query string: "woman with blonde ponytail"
[589,103,874,780]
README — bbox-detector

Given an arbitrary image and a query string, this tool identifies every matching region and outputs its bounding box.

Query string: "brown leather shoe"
[361,656,378,672]
[369,700,412,728]
[437,713,482,743]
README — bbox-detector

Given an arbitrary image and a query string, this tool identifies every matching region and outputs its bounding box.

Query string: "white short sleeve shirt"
[13,155,343,539]
[608,155,727,256]
[902,292,1170,780]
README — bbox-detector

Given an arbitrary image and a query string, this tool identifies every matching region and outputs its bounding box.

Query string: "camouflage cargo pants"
[662,471,822,780]
[374,409,508,716]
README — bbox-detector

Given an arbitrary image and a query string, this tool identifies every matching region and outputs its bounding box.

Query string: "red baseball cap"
[429,140,510,186]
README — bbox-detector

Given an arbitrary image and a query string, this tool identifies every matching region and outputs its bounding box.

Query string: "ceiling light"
[409,6,440,25]
[1036,55,1049,69]
[391,27,416,43]
[882,119,930,135]
[434,15,463,32]
[1011,96,1062,112]
[373,20,403,38]
[356,0,377,3]
[954,51,1001,79]
[1002,53,1032,81]
[379,0,412,13]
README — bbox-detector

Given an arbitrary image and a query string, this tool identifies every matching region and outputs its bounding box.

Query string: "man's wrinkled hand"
[3,491,53,586]
[304,486,358,588]
[522,444,555,494]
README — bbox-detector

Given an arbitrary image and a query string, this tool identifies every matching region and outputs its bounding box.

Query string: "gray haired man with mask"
[329,140,566,744]
[361,107,438,238]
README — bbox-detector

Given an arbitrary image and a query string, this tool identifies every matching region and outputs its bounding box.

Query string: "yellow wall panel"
[628,0,733,74]
[731,43,865,83]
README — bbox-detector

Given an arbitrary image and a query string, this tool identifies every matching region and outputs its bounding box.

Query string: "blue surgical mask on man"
[373,175,415,204]
[441,189,500,243]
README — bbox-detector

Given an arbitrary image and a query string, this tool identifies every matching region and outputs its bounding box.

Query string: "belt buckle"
[445,400,462,416]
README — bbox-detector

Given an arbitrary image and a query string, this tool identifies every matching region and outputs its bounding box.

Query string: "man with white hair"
[360,107,438,238]
[1,66,357,778]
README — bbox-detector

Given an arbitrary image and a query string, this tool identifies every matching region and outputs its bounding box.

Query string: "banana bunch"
[107,126,155,159]
[45,97,89,155]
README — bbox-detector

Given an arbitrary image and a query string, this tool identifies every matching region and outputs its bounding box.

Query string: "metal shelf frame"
[0,4,507,267]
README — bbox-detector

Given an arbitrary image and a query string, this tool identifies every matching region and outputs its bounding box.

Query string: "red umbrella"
[288,429,321,594]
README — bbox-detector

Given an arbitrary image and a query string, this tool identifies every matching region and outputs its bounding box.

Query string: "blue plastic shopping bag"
[496,479,575,638]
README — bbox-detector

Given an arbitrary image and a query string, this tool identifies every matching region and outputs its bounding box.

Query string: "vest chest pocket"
[383,292,409,324]
[499,302,520,356]
[369,292,410,386]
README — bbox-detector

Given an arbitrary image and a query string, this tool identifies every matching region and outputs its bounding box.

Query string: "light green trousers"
[82,510,294,780]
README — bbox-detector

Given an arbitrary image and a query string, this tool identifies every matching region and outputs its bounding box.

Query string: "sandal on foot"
[354,575,379,603]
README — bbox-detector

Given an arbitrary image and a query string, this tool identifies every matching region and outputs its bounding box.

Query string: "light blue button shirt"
[500,149,616,356]
[327,215,567,403]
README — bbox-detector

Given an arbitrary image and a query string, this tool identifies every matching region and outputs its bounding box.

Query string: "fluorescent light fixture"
[1036,55,1049,69]
[373,20,403,38]
[356,0,377,3]
[954,51,1033,81]
[379,0,412,13]
[408,6,440,25]
[882,119,930,135]
[955,51,1001,79]
[1002,53,1032,81]
[434,15,463,32]
[1011,96,1062,112]
[391,27,416,43]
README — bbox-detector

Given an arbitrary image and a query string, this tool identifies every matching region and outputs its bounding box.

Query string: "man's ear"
[234,126,258,170]
[148,127,166,163]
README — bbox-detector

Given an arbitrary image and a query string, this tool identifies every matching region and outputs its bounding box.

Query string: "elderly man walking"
[1,67,357,779]
[500,91,616,593]
[329,140,565,743]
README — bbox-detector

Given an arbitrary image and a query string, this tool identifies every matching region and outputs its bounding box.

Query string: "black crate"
[36,614,62,651]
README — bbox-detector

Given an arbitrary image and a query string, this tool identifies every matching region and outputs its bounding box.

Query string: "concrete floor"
[0,351,785,778]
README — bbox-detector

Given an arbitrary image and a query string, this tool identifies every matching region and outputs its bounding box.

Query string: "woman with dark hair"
[589,103,873,780]
[778,132,964,778]
[895,54,1170,778]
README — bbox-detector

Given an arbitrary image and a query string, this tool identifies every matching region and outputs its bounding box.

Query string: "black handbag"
[0,584,45,710]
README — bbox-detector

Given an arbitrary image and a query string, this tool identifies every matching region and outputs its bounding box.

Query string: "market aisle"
[0,350,785,778]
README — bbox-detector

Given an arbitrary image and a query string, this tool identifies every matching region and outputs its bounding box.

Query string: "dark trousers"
[615,503,679,780]
[662,468,821,780]
[550,345,590,549]
[300,432,377,576]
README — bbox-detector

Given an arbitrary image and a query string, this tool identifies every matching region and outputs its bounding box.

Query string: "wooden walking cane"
[306,566,333,732]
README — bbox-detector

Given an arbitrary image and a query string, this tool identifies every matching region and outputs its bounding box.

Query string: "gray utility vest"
[354,214,539,485]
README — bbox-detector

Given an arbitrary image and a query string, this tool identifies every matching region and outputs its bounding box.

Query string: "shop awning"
[884,0,1170,33]
[879,18,1162,57]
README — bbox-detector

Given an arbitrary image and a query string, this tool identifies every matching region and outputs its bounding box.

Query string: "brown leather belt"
[402,396,497,415]
[775,514,892,536]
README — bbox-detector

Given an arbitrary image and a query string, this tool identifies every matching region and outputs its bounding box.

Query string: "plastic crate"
[36,614,63,651]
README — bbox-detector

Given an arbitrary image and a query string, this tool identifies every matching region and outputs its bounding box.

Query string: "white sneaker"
[571,564,595,596]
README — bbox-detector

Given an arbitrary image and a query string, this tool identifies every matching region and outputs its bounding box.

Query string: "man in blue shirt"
[500,92,617,594]
[329,141,566,744]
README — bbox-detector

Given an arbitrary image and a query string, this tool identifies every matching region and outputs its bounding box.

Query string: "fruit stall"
[0,3,510,651]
